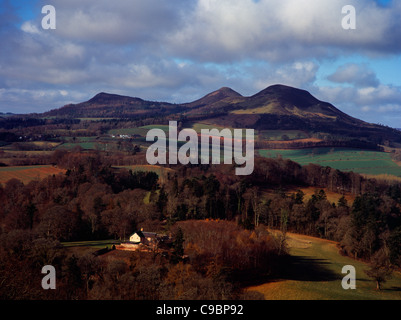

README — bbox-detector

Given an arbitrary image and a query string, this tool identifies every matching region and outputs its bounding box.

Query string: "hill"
[182,86,243,109]
[43,92,185,118]
[39,84,401,146]
[184,84,401,144]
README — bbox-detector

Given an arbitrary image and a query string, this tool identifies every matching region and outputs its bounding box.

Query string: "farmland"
[259,147,401,177]
[108,125,170,137]
[0,165,66,185]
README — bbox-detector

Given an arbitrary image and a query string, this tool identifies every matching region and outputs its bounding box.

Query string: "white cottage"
[129,229,158,245]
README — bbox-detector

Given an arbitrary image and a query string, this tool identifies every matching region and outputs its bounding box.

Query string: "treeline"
[0,117,80,130]
[156,159,401,265]
[1,149,401,298]
[0,220,273,299]
[0,150,399,248]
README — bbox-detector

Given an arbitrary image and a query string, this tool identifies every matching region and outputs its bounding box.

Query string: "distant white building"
[129,229,158,246]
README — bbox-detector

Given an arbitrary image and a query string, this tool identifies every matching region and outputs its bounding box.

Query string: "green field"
[61,239,120,249]
[259,147,401,176]
[57,142,97,150]
[190,122,231,132]
[248,232,401,300]
[189,122,254,139]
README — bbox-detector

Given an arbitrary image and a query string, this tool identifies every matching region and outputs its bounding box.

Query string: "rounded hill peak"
[251,84,322,110]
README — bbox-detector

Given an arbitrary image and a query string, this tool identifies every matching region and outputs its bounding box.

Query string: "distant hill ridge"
[41,84,401,144]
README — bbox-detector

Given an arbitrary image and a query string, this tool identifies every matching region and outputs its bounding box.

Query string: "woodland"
[1,148,401,299]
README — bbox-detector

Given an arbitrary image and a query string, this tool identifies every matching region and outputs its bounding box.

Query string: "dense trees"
[1,148,401,298]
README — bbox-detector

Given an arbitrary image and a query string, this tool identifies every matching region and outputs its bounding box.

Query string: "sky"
[0,0,400,127]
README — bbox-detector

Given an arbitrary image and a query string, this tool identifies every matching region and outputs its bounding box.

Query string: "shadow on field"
[278,255,339,282]
[384,286,401,292]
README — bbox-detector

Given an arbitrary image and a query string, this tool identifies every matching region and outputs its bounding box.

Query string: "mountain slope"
[184,84,401,143]
[43,92,184,118]
[40,84,401,144]
[187,84,357,122]
[183,87,243,109]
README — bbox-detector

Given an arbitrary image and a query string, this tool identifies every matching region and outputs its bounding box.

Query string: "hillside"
[43,92,185,118]
[182,86,243,109]
[247,231,401,300]
[39,84,401,145]
[184,84,401,144]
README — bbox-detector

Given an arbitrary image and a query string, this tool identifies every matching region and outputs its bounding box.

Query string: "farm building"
[116,229,170,252]
[129,229,158,246]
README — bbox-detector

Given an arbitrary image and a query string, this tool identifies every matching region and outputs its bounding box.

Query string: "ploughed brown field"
[0,165,66,185]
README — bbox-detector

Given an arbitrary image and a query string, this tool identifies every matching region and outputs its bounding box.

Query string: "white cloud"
[328,63,380,87]
[254,61,319,91]
[314,83,401,124]
[1,0,401,127]
[165,0,401,62]
[378,104,401,113]
[50,0,190,44]
[361,106,371,112]
[21,21,41,35]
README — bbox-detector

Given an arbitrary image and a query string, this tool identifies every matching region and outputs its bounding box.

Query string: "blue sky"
[0,0,401,128]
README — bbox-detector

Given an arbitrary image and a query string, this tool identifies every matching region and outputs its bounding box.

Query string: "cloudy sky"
[0,0,400,127]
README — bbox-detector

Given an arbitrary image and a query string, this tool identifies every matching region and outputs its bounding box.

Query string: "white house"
[129,229,158,246]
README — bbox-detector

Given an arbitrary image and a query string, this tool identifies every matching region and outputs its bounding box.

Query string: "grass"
[61,239,120,249]
[190,122,231,133]
[231,102,277,115]
[259,147,401,177]
[60,239,122,257]
[247,232,401,300]
[189,122,254,139]
[56,142,97,150]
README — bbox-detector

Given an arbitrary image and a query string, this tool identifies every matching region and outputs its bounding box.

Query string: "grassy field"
[0,165,66,185]
[247,232,401,300]
[259,147,401,177]
[189,122,254,139]
[61,239,120,249]
[57,142,98,150]
[60,239,122,257]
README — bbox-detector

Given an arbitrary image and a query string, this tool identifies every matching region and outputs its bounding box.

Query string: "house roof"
[132,231,157,238]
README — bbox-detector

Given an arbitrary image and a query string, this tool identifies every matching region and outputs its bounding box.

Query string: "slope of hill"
[247,231,401,300]
[184,84,401,144]
[182,87,243,109]
[43,92,184,118]
[38,84,401,145]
